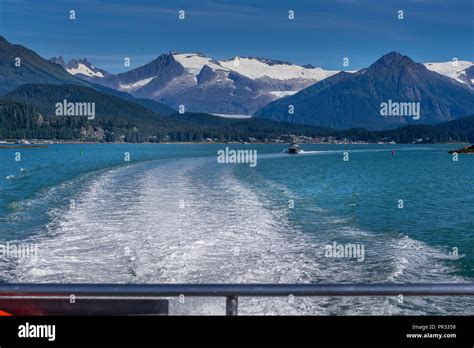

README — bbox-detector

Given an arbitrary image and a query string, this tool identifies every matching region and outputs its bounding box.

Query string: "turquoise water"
[0,144,473,314]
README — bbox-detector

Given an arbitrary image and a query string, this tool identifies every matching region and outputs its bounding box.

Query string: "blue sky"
[1,0,473,73]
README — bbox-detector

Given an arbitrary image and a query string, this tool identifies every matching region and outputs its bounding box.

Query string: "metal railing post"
[226,296,238,316]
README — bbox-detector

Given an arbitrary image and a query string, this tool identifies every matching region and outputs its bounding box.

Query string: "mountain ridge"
[254,52,474,130]
[0,36,86,94]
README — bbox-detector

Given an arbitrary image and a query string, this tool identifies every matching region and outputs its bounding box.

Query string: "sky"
[0,0,473,73]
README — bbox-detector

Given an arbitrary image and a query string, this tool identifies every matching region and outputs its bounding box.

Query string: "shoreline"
[0,141,470,146]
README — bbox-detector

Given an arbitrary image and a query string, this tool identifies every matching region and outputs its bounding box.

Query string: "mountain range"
[50,52,337,115]
[0,35,473,132]
[50,50,473,129]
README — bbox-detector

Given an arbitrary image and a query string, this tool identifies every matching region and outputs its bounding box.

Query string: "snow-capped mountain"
[424,60,473,88]
[50,57,109,79]
[65,52,337,115]
[172,53,337,96]
[66,58,108,78]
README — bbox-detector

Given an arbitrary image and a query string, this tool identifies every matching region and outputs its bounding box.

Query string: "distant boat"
[287,142,302,154]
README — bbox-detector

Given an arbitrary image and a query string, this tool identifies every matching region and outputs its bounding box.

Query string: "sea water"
[0,144,472,314]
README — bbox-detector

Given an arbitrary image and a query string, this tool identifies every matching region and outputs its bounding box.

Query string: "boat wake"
[1,157,472,315]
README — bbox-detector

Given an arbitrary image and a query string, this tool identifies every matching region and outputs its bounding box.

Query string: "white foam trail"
[2,157,473,315]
